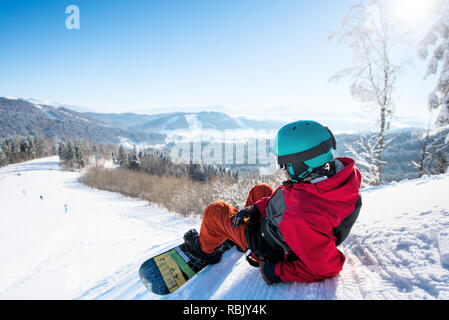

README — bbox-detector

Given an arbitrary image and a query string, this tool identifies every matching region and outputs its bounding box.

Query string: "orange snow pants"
[199,184,274,254]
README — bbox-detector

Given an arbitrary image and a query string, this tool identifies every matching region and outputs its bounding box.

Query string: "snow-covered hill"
[1,157,449,299]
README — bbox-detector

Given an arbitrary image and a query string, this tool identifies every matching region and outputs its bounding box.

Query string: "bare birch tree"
[330,0,408,185]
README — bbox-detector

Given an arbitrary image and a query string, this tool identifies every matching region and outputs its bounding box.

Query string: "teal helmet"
[272,120,336,180]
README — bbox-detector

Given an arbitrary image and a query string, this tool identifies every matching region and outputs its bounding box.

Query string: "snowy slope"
[0,157,200,299]
[1,158,449,299]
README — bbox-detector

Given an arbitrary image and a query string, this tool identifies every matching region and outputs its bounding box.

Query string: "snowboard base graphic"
[139,243,209,295]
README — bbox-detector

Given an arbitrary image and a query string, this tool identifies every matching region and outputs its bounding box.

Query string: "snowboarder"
[182,120,362,284]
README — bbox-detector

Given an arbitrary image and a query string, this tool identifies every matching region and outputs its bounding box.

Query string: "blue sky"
[0,0,438,122]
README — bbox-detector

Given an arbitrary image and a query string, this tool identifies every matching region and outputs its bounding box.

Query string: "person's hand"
[259,261,273,285]
[231,208,250,228]
[231,205,259,228]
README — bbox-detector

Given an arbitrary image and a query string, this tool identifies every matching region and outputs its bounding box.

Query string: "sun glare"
[393,0,436,25]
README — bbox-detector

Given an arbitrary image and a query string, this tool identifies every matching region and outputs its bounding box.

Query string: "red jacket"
[254,157,362,283]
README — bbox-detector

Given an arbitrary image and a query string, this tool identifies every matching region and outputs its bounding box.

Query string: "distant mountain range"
[0,97,165,145]
[0,97,288,145]
[0,96,429,147]
[85,111,286,134]
[20,97,96,113]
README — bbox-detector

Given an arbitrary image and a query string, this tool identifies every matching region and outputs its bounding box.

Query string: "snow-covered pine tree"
[117,145,129,167]
[74,142,85,169]
[418,0,449,127]
[92,144,98,167]
[64,141,75,169]
[26,137,36,159]
[0,145,5,167]
[58,142,66,160]
[128,145,140,170]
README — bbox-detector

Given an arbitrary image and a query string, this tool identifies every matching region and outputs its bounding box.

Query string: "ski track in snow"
[1,157,449,299]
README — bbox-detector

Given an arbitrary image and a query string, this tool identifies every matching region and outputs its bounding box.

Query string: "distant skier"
[40,195,43,200]
[182,120,362,284]
[64,204,68,214]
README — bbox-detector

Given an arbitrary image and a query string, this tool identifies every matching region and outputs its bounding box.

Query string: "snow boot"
[220,239,237,252]
[183,229,223,265]
[222,239,244,252]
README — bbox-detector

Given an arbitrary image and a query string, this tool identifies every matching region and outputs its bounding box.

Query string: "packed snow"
[1,157,449,300]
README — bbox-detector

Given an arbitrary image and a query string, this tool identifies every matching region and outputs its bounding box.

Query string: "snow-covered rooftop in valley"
[1,157,449,300]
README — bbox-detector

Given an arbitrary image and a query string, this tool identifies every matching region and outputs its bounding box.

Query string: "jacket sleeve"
[275,216,346,282]
[254,197,270,218]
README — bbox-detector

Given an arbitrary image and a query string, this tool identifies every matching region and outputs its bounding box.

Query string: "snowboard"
[139,243,210,295]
